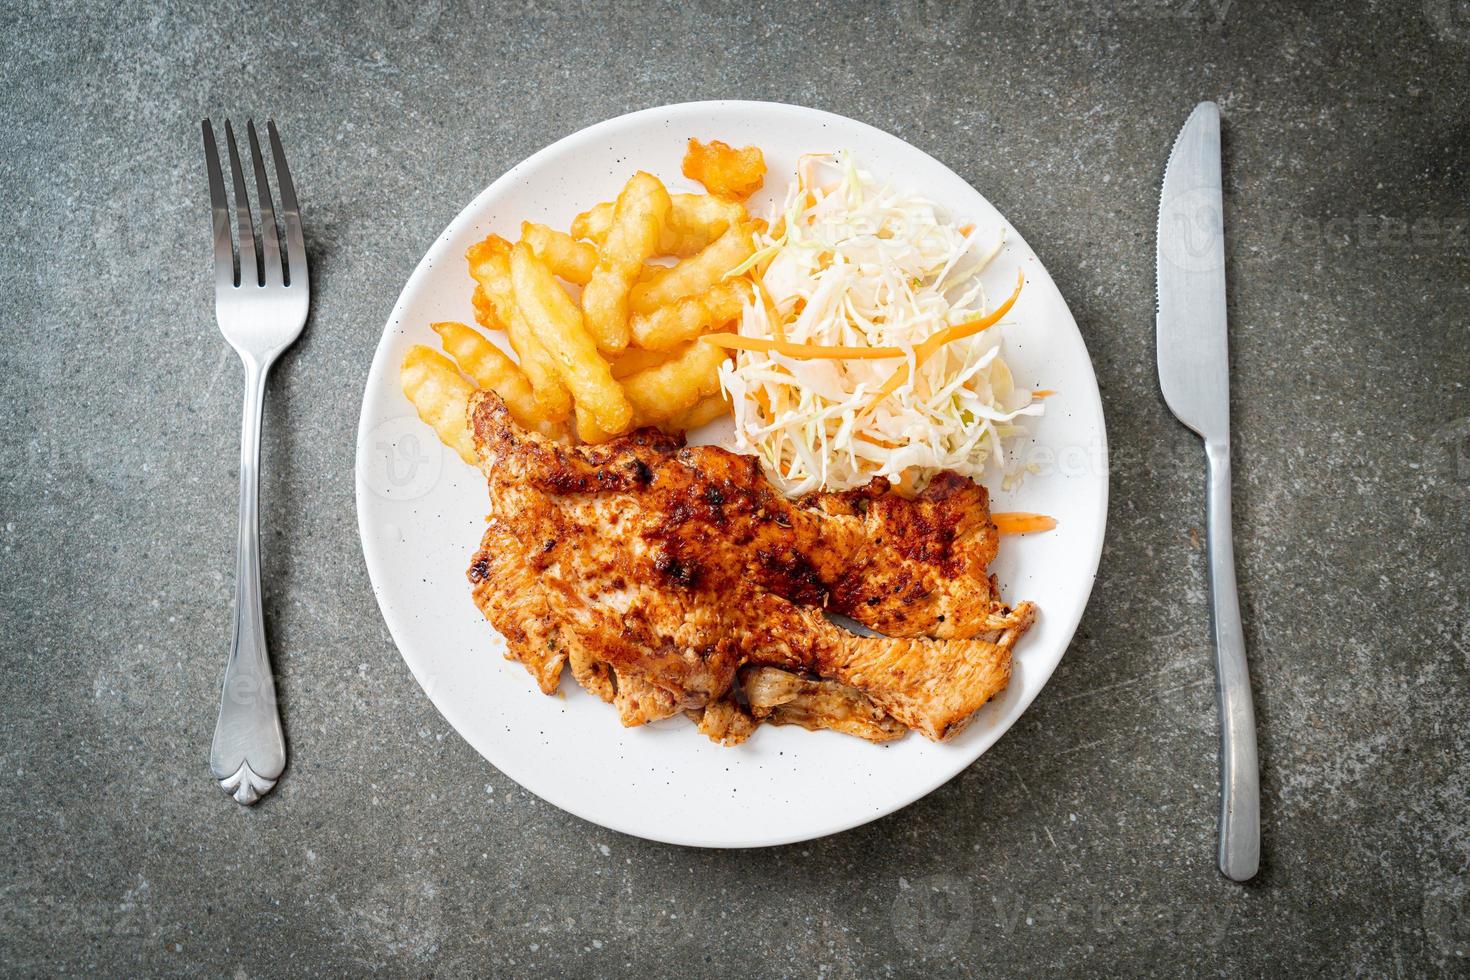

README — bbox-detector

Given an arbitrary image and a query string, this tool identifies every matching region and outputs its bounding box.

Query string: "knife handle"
[1205,439,1260,881]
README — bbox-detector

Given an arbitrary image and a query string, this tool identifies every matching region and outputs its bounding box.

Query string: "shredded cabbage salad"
[718,152,1043,496]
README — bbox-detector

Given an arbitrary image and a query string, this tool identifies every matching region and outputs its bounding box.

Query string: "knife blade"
[1157,103,1230,439]
[1156,102,1260,882]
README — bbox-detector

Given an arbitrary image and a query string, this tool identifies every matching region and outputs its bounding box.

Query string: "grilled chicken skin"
[466,390,1035,743]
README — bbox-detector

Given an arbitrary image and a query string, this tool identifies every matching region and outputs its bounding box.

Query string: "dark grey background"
[3,0,1468,976]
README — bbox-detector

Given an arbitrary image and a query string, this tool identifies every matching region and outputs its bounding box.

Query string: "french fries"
[630,278,748,350]
[682,139,766,200]
[471,285,498,331]
[630,222,756,315]
[665,393,731,433]
[510,242,634,435]
[572,193,745,257]
[467,236,574,421]
[403,144,766,458]
[503,314,573,421]
[400,345,478,464]
[580,172,671,353]
[430,321,545,433]
[521,221,598,286]
[574,403,618,444]
[621,339,729,423]
[609,345,676,379]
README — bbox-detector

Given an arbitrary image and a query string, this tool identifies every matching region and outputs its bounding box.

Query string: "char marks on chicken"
[466,390,1035,744]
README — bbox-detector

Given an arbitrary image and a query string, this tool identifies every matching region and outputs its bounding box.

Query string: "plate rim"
[355,99,1110,848]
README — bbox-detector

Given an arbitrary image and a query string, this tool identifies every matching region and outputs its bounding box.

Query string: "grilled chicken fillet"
[466,390,1035,743]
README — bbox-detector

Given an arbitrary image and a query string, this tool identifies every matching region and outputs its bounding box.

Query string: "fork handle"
[1205,439,1259,880]
[210,355,287,805]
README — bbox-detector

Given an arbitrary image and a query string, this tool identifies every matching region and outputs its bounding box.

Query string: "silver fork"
[202,119,308,805]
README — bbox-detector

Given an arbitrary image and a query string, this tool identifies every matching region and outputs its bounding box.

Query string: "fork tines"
[202,118,307,292]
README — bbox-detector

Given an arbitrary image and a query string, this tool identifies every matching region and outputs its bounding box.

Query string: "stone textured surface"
[2,0,1468,975]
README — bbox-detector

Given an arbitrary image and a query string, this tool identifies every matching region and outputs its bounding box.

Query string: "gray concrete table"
[3,1,1467,976]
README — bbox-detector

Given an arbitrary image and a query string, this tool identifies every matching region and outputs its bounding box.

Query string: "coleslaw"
[717,152,1043,496]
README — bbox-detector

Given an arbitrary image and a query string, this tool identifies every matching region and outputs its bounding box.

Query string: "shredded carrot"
[704,333,907,359]
[958,223,976,236]
[705,268,1023,369]
[993,512,1057,535]
[1032,389,1055,399]
[863,269,1025,412]
[747,273,785,343]
[751,386,771,420]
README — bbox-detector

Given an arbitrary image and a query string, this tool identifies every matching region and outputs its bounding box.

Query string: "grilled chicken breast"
[466,391,1036,743]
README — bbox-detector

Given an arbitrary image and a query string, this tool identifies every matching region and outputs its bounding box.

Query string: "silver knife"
[1156,101,1260,882]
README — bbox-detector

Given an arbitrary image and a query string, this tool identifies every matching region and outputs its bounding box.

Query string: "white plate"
[356,101,1107,848]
